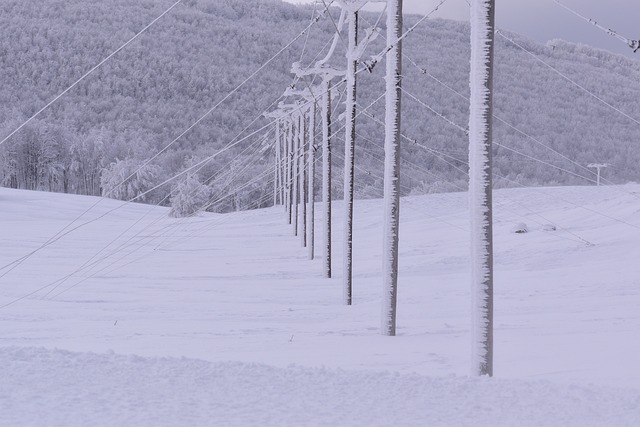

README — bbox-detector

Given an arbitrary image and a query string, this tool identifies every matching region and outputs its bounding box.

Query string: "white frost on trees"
[100,158,160,202]
[169,174,211,218]
[469,0,495,377]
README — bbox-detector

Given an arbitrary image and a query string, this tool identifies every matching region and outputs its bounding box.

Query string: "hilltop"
[0,0,638,207]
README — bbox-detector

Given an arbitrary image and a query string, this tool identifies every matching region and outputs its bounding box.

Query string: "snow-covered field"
[1,185,640,426]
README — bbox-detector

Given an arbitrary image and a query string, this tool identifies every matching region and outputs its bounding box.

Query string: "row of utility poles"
[267,0,496,377]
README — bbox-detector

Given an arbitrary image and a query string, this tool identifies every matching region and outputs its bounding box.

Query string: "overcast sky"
[285,0,639,60]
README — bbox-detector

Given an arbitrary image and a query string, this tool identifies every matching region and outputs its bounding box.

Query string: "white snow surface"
[1,185,640,425]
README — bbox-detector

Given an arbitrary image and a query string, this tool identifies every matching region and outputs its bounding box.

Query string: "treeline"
[0,0,638,210]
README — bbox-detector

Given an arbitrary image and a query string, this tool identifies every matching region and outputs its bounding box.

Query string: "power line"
[7,77,352,301]
[552,0,639,53]
[0,0,185,148]
[0,15,328,277]
[496,30,640,127]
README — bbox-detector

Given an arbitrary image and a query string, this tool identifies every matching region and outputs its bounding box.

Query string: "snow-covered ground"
[1,185,640,426]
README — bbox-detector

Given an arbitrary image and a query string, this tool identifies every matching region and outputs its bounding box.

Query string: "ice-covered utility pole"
[341,3,359,305]
[285,85,323,257]
[469,0,495,377]
[587,163,608,186]
[307,102,317,260]
[321,76,334,277]
[298,110,308,246]
[292,112,300,236]
[287,117,294,224]
[381,0,403,336]
[291,10,347,278]
[335,0,383,304]
[264,112,287,207]
[274,120,282,206]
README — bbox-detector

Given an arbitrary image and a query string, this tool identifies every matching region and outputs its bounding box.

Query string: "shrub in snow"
[511,223,528,234]
[169,175,211,218]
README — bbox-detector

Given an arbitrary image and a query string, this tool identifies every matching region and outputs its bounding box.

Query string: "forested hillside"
[0,0,638,209]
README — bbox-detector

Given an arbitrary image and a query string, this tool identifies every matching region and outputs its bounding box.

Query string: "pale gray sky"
[285,0,639,59]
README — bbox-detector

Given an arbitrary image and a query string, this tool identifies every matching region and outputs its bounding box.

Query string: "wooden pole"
[293,114,299,236]
[274,120,281,207]
[343,9,358,305]
[299,110,307,247]
[287,119,294,224]
[381,0,403,336]
[322,77,333,278]
[469,0,495,377]
[308,102,317,260]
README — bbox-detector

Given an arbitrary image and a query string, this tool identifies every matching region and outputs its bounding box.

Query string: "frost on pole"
[343,10,358,306]
[381,0,403,336]
[469,0,495,377]
[299,110,307,248]
[287,119,294,224]
[292,116,299,236]
[322,78,333,279]
[307,102,316,260]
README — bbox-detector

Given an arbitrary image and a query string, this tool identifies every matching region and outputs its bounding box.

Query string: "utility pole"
[287,118,294,224]
[342,7,358,305]
[299,110,307,247]
[290,81,343,279]
[265,110,294,217]
[283,86,323,260]
[289,10,346,277]
[273,120,279,207]
[588,163,608,186]
[292,114,300,236]
[381,0,403,336]
[469,0,496,377]
[308,102,317,260]
[322,76,333,278]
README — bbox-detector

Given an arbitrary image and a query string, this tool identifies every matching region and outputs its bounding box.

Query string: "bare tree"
[469,0,495,377]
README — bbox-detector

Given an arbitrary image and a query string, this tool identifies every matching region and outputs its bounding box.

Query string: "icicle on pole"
[381,0,403,336]
[469,0,495,377]
[293,114,300,236]
[322,77,333,278]
[274,120,281,207]
[286,119,294,223]
[299,110,308,247]
[343,9,358,306]
[307,102,317,260]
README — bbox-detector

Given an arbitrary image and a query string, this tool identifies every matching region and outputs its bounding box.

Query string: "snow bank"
[2,346,639,427]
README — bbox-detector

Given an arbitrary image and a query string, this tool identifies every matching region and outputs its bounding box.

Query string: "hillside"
[1,184,639,424]
[0,0,639,207]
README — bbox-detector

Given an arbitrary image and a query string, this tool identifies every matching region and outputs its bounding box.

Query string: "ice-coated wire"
[0,0,185,148]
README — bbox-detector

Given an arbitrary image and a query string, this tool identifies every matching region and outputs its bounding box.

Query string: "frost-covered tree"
[1,0,639,205]
[100,158,160,202]
[169,174,211,218]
